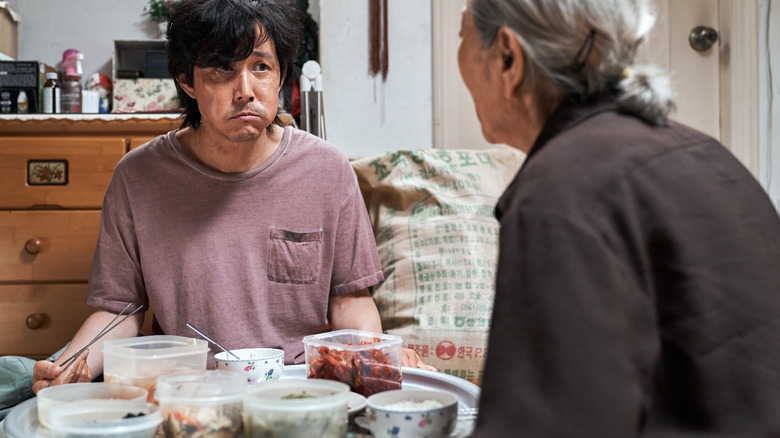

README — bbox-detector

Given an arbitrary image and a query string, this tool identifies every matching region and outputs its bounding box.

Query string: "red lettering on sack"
[436,340,457,360]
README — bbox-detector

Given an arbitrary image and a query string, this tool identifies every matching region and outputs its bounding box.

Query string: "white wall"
[318,0,433,158]
[11,0,432,159]
[12,0,157,79]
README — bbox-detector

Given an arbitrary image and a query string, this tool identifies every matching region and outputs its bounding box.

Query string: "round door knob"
[689,26,718,52]
[24,238,42,255]
[26,313,47,330]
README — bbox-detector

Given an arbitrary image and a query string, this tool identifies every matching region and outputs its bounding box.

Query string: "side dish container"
[45,400,161,438]
[156,369,246,437]
[303,329,402,397]
[242,379,350,438]
[37,382,147,428]
[103,335,208,402]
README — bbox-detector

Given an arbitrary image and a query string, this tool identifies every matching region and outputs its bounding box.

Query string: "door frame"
[719,0,760,175]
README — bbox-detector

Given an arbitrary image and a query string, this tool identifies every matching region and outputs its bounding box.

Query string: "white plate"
[4,398,55,438]
[281,364,480,409]
[284,364,480,437]
[348,391,367,415]
[5,366,479,438]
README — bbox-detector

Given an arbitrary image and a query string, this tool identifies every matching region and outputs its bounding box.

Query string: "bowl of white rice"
[364,389,458,438]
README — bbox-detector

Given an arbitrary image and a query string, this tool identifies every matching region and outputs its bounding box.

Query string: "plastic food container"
[44,400,161,438]
[103,335,208,402]
[303,329,403,397]
[242,379,351,438]
[155,370,246,437]
[37,382,148,428]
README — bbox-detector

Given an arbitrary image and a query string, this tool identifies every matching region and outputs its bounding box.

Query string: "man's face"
[182,27,283,143]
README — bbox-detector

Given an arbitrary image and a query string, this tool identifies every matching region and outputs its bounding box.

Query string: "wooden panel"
[0,115,181,137]
[0,283,94,358]
[141,308,155,336]
[128,136,157,150]
[0,136,126,209]
[0,210,101,282]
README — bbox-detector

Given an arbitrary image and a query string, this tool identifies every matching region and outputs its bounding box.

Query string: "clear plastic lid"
[243,379,351,412]
[37,382,148,428]
[45,400,161,437]
[103,335,208,360]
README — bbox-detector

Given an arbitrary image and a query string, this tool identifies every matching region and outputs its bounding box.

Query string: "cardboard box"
[0,4,19,60]
[112,78,179,113]
[0,61,56,114]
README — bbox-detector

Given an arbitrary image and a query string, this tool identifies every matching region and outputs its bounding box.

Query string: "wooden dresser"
[0,115,180,359]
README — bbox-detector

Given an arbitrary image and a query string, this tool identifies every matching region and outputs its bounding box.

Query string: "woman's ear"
[177,73,196,100]
[495,26,525,99]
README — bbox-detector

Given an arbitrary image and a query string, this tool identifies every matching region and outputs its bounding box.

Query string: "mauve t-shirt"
[86,126,383,366]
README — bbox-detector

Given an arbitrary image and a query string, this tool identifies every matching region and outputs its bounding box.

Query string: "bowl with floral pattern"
[214,348,284,383]
[365,389,458,438]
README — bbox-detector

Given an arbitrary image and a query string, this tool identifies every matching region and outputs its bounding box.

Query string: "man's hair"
[167,0,301,130]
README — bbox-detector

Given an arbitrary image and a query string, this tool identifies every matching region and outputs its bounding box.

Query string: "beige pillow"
[352,148,524,385]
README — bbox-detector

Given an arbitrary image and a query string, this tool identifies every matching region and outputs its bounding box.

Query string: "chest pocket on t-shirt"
[267,228,323,284]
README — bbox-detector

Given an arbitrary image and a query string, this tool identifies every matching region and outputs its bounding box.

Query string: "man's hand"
[402,347,438,371]
[32,349,92,394]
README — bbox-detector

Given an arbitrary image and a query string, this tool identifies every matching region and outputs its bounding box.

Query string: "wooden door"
[431,0,761,177]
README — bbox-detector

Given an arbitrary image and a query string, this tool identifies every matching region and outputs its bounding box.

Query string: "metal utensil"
[50,303,144,387]
[186,323,241,360]
[458,407,479,421]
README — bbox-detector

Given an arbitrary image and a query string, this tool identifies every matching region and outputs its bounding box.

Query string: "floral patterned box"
[112,78,179,113]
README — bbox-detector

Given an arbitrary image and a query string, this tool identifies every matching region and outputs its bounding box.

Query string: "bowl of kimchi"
[302,329,403,397]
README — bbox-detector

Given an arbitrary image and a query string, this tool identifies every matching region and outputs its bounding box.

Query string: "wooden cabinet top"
[0,114,182,136]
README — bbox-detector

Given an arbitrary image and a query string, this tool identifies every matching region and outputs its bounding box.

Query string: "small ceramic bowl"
[365,389,458,438]
[214,348,284,383]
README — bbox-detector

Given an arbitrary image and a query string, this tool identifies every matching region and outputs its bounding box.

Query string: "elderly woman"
[458,0,780,436]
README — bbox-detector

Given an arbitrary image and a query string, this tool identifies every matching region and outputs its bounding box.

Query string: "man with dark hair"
[32,0,432,392]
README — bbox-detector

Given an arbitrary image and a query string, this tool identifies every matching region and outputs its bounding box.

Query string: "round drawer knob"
[26,313,47,330]
[24,238,42,255]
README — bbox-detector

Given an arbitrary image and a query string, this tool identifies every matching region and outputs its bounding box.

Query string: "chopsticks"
[50,303,144,386]
[458,407,479,420]
[186,323,241,360]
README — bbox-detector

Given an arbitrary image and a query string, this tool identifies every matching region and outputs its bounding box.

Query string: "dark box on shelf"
[0,61,55,113]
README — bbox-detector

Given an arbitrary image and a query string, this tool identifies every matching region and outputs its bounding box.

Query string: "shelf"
[0,113,183,136]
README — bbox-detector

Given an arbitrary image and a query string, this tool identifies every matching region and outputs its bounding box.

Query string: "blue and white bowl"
[365,389,458,438]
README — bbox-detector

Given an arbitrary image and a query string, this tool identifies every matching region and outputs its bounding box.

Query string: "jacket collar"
[525,93,618,163]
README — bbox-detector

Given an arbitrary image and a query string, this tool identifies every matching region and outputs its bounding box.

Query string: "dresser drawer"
[0,283,95,358]
[0,136,126,209]
[0,210,101,282]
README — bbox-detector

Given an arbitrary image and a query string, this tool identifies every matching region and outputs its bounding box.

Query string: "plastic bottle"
[61,49,84,113]
[42,72,61,114]
[61,77,82,113]
[16,91,28,113]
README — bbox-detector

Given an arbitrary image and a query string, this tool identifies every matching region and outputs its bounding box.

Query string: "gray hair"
[469,0,675,125]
